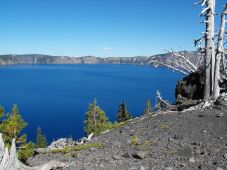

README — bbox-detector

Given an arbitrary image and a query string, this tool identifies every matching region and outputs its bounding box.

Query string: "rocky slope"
[0,51,203,67]
[27,99,227,170]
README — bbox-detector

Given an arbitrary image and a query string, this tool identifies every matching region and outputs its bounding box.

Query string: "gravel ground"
[27,101,227,170]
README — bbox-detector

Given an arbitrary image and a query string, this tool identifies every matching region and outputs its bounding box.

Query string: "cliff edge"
[27,99,227,170]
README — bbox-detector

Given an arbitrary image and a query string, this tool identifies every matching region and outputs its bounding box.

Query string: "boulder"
[48,138,75,149]
[132,151,149,160]
[175,71,204,102]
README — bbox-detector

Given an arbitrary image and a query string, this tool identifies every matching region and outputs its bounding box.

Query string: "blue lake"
[0,64,183,143]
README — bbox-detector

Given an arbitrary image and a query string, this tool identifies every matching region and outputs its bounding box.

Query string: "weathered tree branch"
[155,90,170,110]
[149,49,198,75]
[148,59,189,75]
[168,50,198,72]
[194,37,205,47]
[201,7,210,14]
[194,0,207,6]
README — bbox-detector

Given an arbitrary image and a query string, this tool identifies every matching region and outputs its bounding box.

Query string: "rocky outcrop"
[175,70,227,107]
[175,71,205,101]
[47,133,94,150]
[47,138,74,149]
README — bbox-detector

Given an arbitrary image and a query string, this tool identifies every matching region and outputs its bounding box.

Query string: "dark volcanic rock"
[177,146,192,159]
[176,70,227,107]
[132,151,149,160]
[175,71,204,102]
[27,103,227,170]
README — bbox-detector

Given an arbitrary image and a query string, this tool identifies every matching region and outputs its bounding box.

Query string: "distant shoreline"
[0,51,202,67]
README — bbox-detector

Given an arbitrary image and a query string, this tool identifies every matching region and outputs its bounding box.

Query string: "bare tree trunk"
[0,133,68,170]
[204,0,216,100]
[213,4,227,99]
[221,54,226,75]
[210,0,216,93]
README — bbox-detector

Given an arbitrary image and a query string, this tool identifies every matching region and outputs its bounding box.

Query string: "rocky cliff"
[0,51,203,67]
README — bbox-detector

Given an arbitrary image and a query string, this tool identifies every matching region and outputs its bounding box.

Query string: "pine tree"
[43,135,48,147]
[36,127,43,148]
[36,127,47,148]
[0,106,4,118]
[0,104,27,146]
[0,105,35,162]
[85,98,109,135]
[117,102,131,123]
[144,99,152,115]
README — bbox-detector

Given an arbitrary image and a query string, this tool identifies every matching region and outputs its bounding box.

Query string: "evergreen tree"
[0,106,4,118]
[144,99,152,115]
[0,104,27,146]
[36,127,43,148]
[43,135,48,147]
[0,105,35,162]
[85,99,109,135]
[117,102,131,123]
[36,127,47,148]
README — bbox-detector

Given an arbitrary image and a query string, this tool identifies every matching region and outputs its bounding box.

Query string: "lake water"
[0,64,183,143]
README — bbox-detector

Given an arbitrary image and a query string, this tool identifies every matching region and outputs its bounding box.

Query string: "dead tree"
[197,0,216,100]
[148,50,198,75]
[0,133,68,170]
[195,0,227,100]
[149,0,226,106]
[213,4,227,99]
[155,90,170,110]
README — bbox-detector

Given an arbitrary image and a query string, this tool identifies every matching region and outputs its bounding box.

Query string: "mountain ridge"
[0,51,203,67]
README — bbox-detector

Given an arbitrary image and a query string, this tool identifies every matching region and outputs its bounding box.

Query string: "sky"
[0,0,226,57]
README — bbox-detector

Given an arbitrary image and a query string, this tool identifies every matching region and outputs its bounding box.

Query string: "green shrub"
[140,139,155,150]
[130,135,139,145]
[18,142,35,163]
[159,122,171,130]
[50,143,103,154]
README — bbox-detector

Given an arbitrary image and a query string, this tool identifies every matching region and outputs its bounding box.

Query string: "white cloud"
[103,47,112,51]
